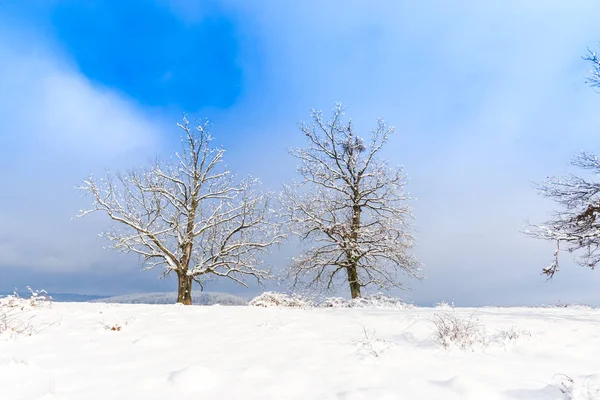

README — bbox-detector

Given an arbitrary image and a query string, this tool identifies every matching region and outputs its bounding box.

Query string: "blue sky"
[2,0,600,305]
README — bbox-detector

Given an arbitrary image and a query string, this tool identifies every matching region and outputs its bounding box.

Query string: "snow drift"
[2,303,599,399]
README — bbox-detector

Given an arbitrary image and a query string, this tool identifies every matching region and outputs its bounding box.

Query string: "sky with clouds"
[2,0,600,305]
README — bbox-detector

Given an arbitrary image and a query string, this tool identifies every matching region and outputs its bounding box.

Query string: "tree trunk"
[176,272,193,305]
[346,265,361,299]
[347,200,362,299]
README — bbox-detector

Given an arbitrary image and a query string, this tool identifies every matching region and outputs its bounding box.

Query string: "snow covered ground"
[1,302,599,400]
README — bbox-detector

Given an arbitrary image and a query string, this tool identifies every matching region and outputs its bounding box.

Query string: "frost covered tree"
[281,103,421,299]
[79,118,281,304]
[526,49,600,277]
[527,153,600,277]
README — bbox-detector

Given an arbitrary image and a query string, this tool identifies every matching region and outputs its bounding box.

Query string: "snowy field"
[2,302,600,400]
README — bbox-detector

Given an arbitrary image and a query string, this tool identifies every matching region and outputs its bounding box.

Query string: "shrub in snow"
[320,293,413,309]
[541,302,593,310]
[434,301,454,309]
[0,288,49,337]
[320,297,350,308]
[0,288,53,337]
[0,306,35,337]
[0,287,52,310]
[249,292,314,308]
[249,292,411,309]
[493,326,531,343]
[99,315,135,332]
[431,311,486,350]
[550,374,600,400]
[354,325,391,358]
[102,319,132,332]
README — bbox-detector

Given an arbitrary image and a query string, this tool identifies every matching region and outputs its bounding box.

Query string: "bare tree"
[281,103,421,299]
[526,49,600,277]
[79,117,282,304]
[526,153,600,277]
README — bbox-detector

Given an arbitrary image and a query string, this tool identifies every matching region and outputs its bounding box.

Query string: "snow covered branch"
[526,152,600,276]
[584,47,600,89]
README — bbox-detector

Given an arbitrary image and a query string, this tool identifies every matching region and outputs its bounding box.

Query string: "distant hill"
[90,292,248,306]
[0,292,109,302]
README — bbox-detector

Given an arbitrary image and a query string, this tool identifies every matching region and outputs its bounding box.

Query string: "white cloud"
[0,28,165,273]
[0,38,160,161]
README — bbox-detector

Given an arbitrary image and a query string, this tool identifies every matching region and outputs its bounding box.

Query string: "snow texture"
[2,303,600,399]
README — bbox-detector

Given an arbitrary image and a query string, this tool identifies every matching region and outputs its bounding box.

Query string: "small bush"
[494,326,531,342]
[354,325,391,358]
[249,292,314,308]
[431,311,485,350]
[0,287,52,337]
[541,302,593,310]
[321,293,413,309]
[434,301,454,309]
[550,374,600,400]
[99,313,135,332]
[0,287,52,310]
[101,320,129,332]
[250,292,412,309]
[0,306,35,337]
